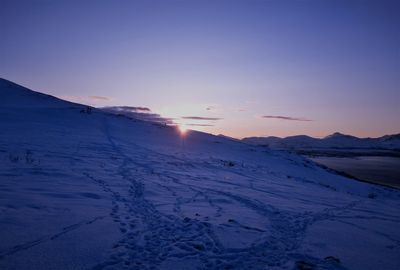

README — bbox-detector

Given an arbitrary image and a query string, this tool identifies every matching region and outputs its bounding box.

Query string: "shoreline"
[309,155,400,190]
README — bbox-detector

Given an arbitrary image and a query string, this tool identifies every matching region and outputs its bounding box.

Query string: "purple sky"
[1,0,399,138]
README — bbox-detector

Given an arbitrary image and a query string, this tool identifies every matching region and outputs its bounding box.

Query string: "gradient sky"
[1,0,399,138]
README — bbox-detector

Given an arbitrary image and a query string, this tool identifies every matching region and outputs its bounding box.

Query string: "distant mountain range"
[242,132,400,153]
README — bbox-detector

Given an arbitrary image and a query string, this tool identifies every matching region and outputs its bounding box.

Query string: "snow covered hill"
[1,78,400,270]
[243,132,400,151]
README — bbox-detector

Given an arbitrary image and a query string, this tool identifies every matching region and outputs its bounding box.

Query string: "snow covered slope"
[243,132,400,151]
[1,78,400,270]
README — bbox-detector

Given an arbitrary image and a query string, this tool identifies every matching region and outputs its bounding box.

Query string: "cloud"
[108,106,151,112]
[206,105,221,112]
[61,95,112,105]
[102,106,174,125]
[185,123,214,127]
[204,104,223,112]
[88,96,111,101]
[181,116,223,121]
[261,115,312,121]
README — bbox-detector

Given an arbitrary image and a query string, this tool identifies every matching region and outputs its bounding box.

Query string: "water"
[309,156,400,189]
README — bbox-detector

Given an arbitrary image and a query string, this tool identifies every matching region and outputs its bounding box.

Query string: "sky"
[1,0,399,138]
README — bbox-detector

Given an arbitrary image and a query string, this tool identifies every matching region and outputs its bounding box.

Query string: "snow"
[1,78,400,269]
[243,133,400,150]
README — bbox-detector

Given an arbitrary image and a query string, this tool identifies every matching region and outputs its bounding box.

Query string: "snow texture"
[1,78,399,270]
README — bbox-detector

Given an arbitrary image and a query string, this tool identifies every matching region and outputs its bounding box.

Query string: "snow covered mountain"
[243,132,400,151]
[1,78,400,270]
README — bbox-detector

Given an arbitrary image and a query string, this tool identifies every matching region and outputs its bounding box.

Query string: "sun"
[178,124,188,135]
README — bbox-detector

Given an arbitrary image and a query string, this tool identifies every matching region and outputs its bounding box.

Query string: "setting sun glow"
[178,124,188,135]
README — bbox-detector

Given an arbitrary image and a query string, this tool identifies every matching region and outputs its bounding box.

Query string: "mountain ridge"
[243,131,400,150]
[0,78,84,108]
